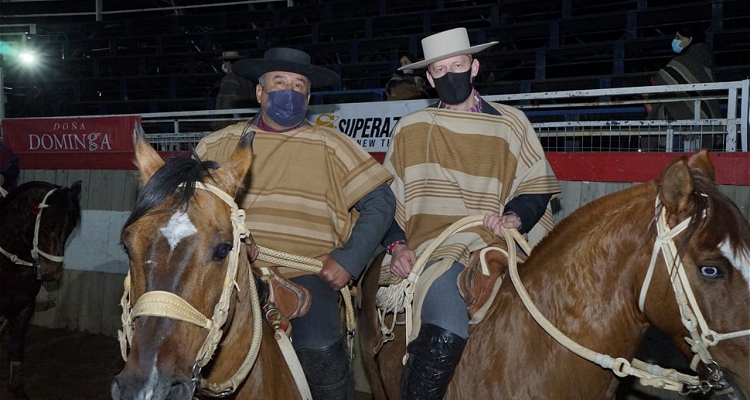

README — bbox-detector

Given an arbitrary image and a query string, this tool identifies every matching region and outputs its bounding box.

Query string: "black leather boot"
[400,324,467,400]
[296,335,354,400]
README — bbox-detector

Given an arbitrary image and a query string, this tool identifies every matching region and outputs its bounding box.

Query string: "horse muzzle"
[111,371,194,400]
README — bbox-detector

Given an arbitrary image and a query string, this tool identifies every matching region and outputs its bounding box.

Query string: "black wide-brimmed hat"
[233,47,340,89]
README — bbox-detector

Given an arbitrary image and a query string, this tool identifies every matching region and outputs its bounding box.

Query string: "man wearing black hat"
[195,47,395,400]
[212,51,254,130]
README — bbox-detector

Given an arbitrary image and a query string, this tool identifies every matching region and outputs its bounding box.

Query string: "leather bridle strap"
[0,188,64,267]
[118,182,263,398]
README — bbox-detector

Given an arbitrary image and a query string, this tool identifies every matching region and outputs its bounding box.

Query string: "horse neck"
[519,182,659,353]
[0,185,50,255]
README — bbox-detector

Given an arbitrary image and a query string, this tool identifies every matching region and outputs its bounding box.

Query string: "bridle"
[0,188,66,278]
[503,197,749,395]
[637,198,750,394]
[117,182,263,397]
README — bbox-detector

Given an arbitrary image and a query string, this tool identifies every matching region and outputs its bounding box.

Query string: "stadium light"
[18,51,36,66]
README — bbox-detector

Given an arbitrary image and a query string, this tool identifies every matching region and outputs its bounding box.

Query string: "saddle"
[255,266,312,334]
[457,240,527,324]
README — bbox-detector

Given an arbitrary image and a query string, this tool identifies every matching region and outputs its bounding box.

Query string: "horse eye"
[120,242,130,257]
[213,243,233,261]
[699,266,723,279]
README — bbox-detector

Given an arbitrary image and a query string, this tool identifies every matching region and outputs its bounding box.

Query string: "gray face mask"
[433,70,473,105]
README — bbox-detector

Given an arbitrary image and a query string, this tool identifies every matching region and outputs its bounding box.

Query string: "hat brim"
[233,59,341,89]
[398,41,498,71]
[215,55,243,61]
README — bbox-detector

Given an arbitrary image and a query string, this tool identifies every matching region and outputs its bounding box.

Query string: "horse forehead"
[159,211,198,250]
[719,238,750,289]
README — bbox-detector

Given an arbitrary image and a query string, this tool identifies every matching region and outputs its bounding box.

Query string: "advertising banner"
[1,115,142,169]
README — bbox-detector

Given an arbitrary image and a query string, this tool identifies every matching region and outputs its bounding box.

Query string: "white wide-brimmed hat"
[399,27,498,71]
[215,51,243,61]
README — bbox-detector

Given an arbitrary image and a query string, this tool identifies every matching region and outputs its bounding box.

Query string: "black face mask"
[432,69,473,105]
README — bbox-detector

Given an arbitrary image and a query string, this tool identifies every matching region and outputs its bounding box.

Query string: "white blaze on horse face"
[159,211,197,250]
[719,239,750,289]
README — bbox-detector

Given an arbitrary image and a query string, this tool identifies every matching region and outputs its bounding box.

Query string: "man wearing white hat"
[379,27,561,399]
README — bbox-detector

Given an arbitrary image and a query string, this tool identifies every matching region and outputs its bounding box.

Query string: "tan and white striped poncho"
[383,103,561,267]
[195,121,392,277]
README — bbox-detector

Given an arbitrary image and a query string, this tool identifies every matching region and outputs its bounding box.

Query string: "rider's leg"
[400,260,468,400]
[291,274,354,400]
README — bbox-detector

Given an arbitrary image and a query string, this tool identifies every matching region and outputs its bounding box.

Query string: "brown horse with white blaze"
[359,150,749,399]
[111,129,301,400]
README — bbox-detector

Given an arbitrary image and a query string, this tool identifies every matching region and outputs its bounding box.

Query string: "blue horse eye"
[213,243,232,261]
[700,266,720,278]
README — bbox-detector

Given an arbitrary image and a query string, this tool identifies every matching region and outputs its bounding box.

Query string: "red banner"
[1,116,141,169]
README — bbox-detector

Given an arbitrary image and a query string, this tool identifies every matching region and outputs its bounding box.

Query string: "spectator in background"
[642,25,722,151]
[212,51,255,130]
[0,139,19,195]
[384,54,431,101]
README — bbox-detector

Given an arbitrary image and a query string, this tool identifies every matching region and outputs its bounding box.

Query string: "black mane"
[124,155,219,229]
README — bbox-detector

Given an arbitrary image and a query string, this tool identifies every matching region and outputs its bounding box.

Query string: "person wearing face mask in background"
[195,48,395,400]
[641,25,722,151]
[212,51,255,130]
[379,27,560,400]
[384,54,432,100]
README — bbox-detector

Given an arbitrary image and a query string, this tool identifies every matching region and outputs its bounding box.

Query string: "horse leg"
[358,255,390,400]
[7,304,33,400]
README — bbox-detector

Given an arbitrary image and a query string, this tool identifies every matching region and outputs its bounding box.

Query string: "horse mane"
[124,155,219,229]
[683,171,750,258]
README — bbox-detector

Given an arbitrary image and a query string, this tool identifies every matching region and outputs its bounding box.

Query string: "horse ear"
[69,180,82,199]
[132,123,164,185]
[686,149,715,182]
[213,132,255,196]
[658,156,694,215]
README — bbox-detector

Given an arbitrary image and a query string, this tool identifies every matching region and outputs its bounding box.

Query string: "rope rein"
[118,182,262,397]
[255,246,357,356]
[375,203,749,395]
[118,181,356,398]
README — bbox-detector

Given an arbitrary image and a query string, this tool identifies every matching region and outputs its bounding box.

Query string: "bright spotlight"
[19,51,36,66]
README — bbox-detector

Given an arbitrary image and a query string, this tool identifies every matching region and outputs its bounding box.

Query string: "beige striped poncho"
[383,103,561,268]
[195,121,392,277]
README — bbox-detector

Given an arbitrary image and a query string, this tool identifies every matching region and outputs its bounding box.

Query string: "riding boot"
[296,335,354,400]
[9,361,29,400]
[400,324,467,400]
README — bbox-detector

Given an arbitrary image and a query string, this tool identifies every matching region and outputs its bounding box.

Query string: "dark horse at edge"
[0,180,82,399]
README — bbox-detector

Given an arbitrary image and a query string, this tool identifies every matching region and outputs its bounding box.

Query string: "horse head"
[0,180,82,281]
[641,150,749,397]
[111,128,255,400]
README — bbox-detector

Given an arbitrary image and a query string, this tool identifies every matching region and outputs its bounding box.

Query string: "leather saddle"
[255,266,312,334]
[457,240,527,324]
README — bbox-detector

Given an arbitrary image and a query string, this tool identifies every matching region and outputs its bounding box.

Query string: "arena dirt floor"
[0,324,715,400]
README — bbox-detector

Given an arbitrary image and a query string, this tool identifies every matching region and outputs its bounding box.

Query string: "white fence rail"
[138,80,749,153]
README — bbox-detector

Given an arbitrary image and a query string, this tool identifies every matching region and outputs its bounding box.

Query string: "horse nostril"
[168,378,194,400]
[110,377,123,400]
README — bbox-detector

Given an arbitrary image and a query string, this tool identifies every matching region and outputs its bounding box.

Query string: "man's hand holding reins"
[390,244,416,279]
[483,213,521,238]
[243,235,260,263]
[316,254,351,291]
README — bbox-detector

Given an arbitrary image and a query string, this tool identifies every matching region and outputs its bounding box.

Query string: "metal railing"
[137,80,749,153]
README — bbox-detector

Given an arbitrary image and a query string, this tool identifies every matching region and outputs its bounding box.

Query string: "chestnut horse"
[111,130,301,399]
[359,151,749,399]
[0,180,82,400]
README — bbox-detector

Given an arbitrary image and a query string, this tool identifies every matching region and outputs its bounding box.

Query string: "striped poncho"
[195,120,392,277]
[383,103,561,266]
